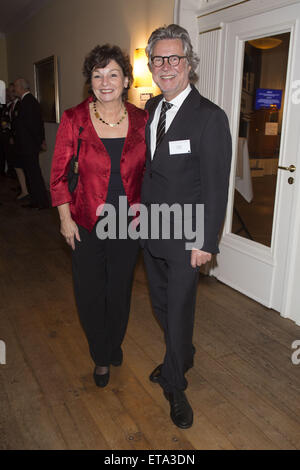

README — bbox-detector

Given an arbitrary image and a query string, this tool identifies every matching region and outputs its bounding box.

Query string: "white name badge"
[169,140,191,155]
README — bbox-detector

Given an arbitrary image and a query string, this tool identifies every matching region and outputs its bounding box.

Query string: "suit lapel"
[148,87,201,162]
[146,95,163,161]
[164,86,200,141]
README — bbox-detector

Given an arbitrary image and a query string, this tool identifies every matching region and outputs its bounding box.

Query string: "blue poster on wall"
[255,88,282,110]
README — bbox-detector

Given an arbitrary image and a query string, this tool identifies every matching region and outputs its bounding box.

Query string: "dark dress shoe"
[149,364,163,383]
[164,390,193,429]
[93,367,110,388]
[16,194,30,202]
[21,203,38,209]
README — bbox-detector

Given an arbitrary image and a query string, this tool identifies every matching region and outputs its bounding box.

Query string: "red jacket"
[50,97,147,231]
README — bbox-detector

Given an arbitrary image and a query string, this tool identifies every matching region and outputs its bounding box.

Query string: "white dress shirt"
[150,84,192,159]
[149,84,203,253]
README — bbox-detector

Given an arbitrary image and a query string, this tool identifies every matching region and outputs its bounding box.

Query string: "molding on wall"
[196,0,300,31]
[197,28,222,101]
[197,0,251,18]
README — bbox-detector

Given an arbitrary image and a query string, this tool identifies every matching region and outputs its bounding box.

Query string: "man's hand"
[191,249,212,268]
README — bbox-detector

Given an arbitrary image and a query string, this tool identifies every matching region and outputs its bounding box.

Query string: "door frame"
[176,0,300,324]
[217,9,298,301]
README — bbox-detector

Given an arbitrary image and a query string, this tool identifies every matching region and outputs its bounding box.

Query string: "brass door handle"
[278,164,296,173]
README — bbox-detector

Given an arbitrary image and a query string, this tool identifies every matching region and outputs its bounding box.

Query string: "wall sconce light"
[249,37,282,50]
[133,48,153,88]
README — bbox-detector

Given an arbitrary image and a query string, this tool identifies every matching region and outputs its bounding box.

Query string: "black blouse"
[101,137,126,208]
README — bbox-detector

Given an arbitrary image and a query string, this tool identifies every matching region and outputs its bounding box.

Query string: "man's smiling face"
[150,38,191,101]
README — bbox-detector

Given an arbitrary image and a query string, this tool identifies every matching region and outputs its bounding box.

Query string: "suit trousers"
[22,152,49,208]
[143,242,199,392]
[72,222,140,366]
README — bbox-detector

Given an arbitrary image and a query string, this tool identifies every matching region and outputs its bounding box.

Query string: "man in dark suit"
[141,24,232,429]
[1,83,19,180]
[13,78,49,209]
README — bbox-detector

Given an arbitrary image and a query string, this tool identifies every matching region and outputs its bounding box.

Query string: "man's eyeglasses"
[150,55,187,67]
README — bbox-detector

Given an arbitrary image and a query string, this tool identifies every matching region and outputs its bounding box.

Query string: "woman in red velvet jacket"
[50,45,147,388]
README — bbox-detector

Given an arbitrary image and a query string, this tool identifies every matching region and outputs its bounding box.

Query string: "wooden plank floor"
[1,175,300,450]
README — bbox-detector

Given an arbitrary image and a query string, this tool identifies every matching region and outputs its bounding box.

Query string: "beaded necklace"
[93,102,127,128]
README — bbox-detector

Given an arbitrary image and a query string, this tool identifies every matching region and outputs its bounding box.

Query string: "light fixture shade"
[133,48,153,88]
[249,37,282,50]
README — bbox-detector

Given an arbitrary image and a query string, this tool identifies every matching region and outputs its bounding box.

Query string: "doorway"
[232,32,290,247]
[209,2,300,322]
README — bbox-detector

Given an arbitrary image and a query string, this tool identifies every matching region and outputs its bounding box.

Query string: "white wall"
[5,0,175,185]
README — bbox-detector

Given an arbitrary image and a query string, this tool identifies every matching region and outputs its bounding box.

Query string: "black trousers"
[72,223,140,366]
[1,133,15,173]
[22,152,49,208]
[143,242,199,392]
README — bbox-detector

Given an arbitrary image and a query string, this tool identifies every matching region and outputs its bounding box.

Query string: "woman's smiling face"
[91,60,128,103]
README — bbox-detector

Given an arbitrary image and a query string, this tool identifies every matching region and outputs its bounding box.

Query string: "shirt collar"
[163,84,192,109]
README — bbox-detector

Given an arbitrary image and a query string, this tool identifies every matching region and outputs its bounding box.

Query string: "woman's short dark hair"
[83,44,133,101]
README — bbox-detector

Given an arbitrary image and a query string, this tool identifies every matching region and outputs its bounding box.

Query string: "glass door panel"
[231,32,290,247]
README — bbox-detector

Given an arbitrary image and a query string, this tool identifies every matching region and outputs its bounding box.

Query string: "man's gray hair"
[15,78,30,91]
[146,24,199,83]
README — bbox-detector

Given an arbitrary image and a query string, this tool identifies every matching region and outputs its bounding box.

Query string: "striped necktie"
[155,101,173,150]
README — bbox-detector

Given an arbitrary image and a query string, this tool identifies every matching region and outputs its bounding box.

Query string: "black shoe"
[21,203,38,209]
[6,170,17,179]
[16,194,30,202]
[110,348,123,366]
[164,390,193,429]
[149,364,163,383]
[93,367,110,388]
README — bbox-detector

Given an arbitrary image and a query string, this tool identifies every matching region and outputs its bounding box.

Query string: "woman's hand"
[57,203,81,250]
[60,217,81,250]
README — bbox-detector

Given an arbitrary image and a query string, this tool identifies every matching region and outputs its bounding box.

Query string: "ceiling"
[0,0,51,34]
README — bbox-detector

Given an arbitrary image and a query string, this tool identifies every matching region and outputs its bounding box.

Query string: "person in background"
[4,84,19,180]
[0,84,21,189]
[50,44,147,388]
[13,78,49,209]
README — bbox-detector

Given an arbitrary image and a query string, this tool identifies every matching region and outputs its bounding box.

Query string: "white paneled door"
[212,2,300,323]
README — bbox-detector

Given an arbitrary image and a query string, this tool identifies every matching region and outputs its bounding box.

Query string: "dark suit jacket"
[14,93,44,155]
[141,85,232,255]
